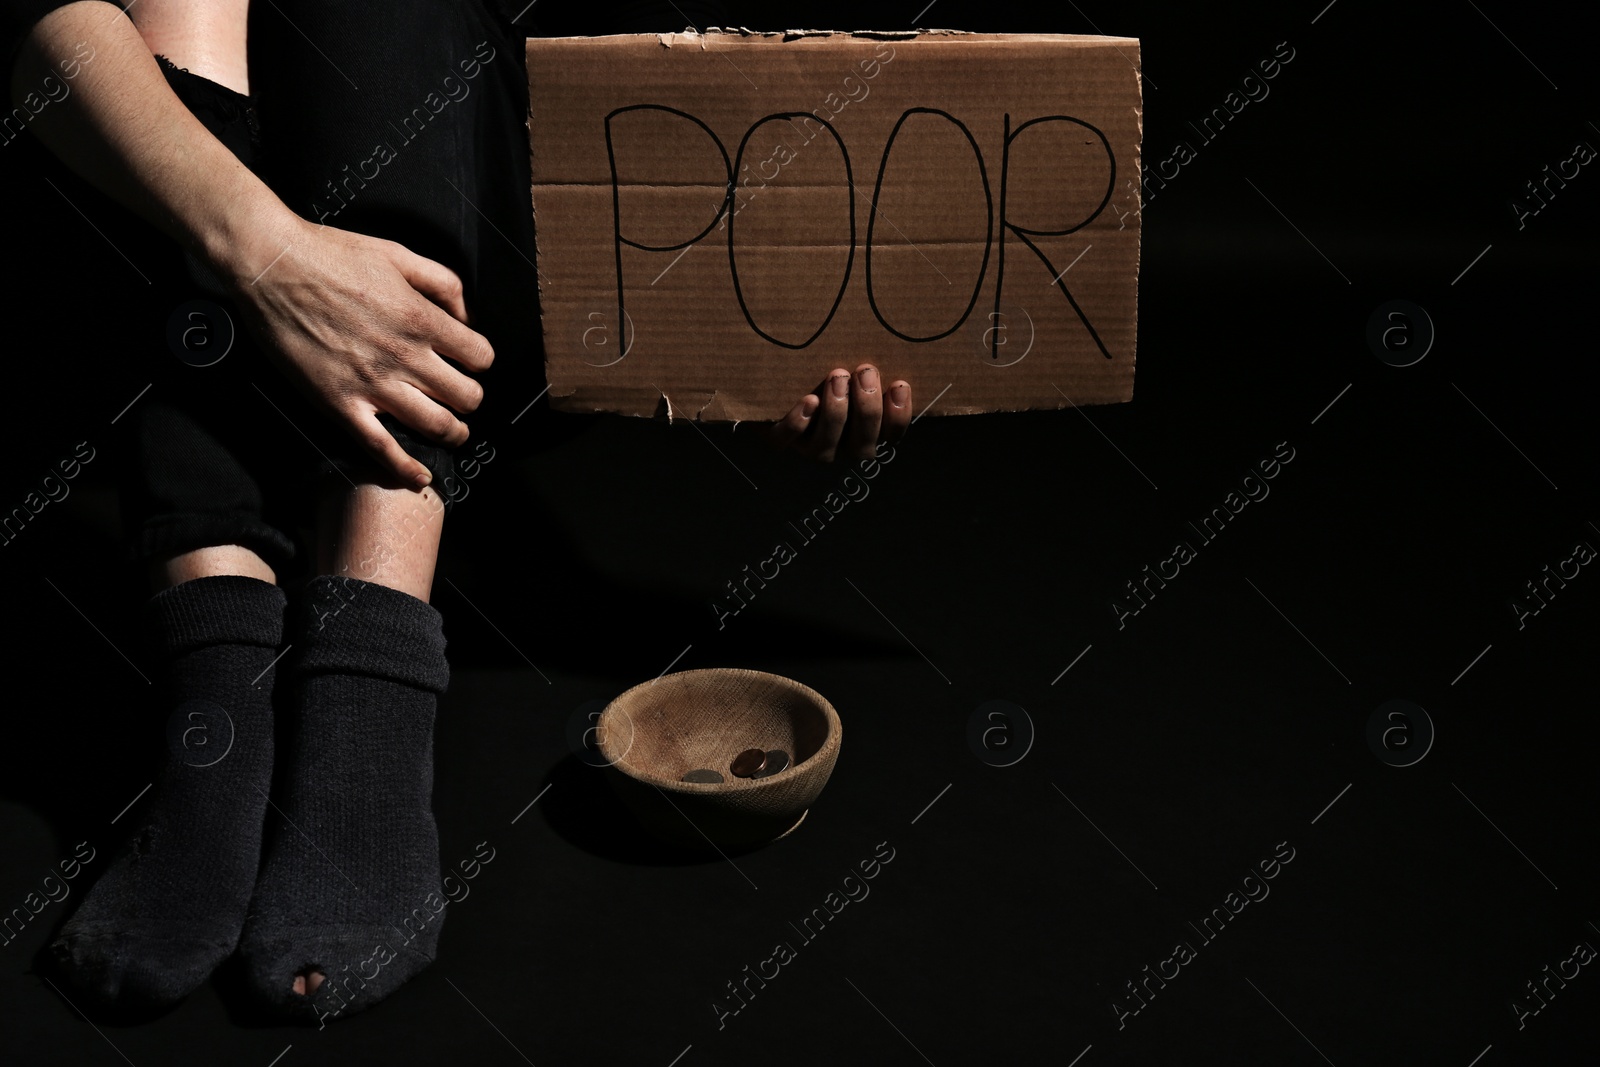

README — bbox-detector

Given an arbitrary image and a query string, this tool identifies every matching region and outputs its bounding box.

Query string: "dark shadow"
[0,507,158,843]
[434,476,915,674]
[29,943,190,1028]
[536,754,777,864]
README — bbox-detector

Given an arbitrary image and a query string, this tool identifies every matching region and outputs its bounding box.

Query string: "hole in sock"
[292,967,326,997]
[132,826,158,858]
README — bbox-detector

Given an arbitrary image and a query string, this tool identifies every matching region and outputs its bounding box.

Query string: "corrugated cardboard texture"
[527,30,1141,420]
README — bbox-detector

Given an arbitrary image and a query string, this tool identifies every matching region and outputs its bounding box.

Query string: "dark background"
[2,0,1596,1064]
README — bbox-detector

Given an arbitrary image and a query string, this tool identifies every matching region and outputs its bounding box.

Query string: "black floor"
[3,2,1597,1065]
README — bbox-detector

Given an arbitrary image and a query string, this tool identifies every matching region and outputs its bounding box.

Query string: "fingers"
[843,363,883,461]
[770,392,820,449]
[882,379,911,442]
[392,294,492,423]
[381,381,472,450]
[350,401,435,489]
[361,261,490,438]
[420,301,496,373]
[384,242,495,372]
[808,368,852,463]
[388,243,470,324]
[404,349,485,415]
[769,364,907,462]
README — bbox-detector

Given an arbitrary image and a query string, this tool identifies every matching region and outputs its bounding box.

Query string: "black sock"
[239,575,450,1023]
[51,575,287,1009]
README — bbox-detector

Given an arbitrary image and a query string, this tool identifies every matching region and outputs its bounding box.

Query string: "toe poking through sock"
[292,967,326,997]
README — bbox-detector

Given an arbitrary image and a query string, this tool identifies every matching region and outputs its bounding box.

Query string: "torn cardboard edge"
[553,384,1117,426]
[636,27,1135,47]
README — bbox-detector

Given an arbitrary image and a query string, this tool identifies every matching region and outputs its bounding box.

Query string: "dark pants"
[121,0,581,578]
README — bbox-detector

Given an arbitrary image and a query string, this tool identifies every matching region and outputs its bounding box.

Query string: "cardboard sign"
[527,30,1142,421]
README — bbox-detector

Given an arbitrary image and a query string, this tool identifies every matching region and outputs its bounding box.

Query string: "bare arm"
[11,1,493,487]
[11,2,286,282]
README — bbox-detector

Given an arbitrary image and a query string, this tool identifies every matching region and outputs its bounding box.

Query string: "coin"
[729,748,767,778]
[751,749,790,779]
[681,768,725,784]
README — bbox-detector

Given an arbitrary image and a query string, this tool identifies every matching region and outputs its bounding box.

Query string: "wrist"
[199,187,305,292]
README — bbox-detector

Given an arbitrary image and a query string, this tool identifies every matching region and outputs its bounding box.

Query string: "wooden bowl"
[595,667,842,851]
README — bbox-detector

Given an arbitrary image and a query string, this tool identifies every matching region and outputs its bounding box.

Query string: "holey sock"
[239,575,450,1023]
[50,575,287,1009]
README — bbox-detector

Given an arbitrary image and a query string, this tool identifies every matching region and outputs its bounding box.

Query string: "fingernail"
[889,383,909,407]
[415,472,432,488]
[858,366,879,392]
[831,373,850,399]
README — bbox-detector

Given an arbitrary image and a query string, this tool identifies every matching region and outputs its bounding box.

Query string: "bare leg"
[318,481,447,602]
[151,544,276,593]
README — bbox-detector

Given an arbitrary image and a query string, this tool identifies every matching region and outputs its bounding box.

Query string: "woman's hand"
[768,363,911,463]
[225,216,494,488]
[13,5,492,488]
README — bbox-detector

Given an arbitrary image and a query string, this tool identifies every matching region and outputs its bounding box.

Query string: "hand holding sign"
[768,363,911,462]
